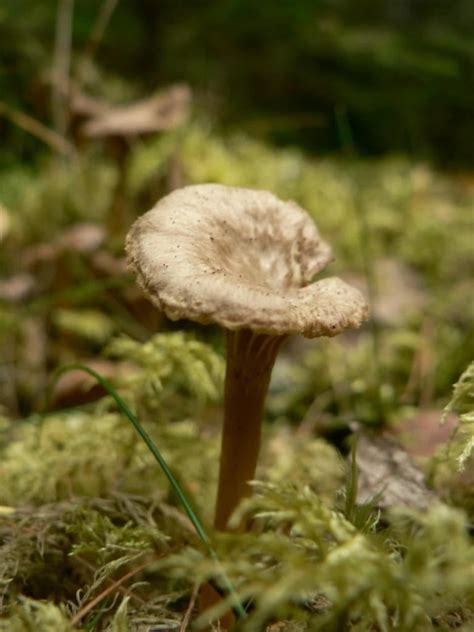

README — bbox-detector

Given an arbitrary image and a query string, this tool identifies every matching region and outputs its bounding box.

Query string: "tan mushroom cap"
[126,184,368,337]
[82,83,191,138]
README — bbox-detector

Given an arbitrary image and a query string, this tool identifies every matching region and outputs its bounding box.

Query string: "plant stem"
[214,330,282,530]
[52,0,74,150]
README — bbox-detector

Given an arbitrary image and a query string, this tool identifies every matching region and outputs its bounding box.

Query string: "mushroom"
[126,184,368,530]
[81,83,191,139]
[80,83,192,235]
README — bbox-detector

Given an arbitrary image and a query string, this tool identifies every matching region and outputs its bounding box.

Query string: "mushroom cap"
[82,83,191,138]
[126,184,368,337]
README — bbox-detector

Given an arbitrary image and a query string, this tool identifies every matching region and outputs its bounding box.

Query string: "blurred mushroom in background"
[79,83,192,235]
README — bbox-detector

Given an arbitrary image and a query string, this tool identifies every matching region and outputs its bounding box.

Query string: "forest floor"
[0,123,473,631]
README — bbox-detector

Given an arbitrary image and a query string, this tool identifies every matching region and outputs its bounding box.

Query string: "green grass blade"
[48,363,247,619]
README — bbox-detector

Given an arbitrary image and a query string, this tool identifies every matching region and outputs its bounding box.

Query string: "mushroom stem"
[214,329,284,530]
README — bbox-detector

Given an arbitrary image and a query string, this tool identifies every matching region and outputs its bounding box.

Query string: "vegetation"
[0,2,473,630]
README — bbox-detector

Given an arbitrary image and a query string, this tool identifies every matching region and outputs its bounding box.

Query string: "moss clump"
[162,483,474,631]
[431,361,474,521]
[0,158,116,247]
[105,332,225,418]
[442,361,474,470]
[0,598,74,632]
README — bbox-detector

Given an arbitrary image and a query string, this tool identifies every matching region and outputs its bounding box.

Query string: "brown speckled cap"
[126,184,368,337]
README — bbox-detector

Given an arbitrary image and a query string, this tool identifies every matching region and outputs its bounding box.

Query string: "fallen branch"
[0,101,74,156]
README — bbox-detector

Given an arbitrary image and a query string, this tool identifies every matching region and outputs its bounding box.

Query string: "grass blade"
[48,363,247,618]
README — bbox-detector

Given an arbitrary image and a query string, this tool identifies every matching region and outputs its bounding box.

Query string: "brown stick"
[180,582,199,631]
[51,0,74,144]
[70,559,148,627]
[0,101,74,156]
[214,330,282,531]
[81,0,119,63]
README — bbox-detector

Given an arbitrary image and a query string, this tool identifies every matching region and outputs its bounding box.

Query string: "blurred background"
[0,0,473,434]
[2,0,474,165]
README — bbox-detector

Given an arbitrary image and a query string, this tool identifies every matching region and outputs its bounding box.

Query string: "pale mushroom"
[81,83,191,138]
[126,184,368,530]
[80,83,191,235]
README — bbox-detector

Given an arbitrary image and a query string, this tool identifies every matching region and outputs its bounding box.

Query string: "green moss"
[54,309,117,345]
[0,598,74,632]
[1,126,473,629]
[431,362,474,520]
[0,157,116,246]
[443,361,474,470]
[106,332,225,416]
[1,358,473,629]
[163,483,474,631]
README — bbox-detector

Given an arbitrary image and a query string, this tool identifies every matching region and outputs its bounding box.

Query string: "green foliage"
[106,332,225,415]
[108,598,130,632]
[164,483,474,631]
[54,308,116,345]
[0,409,213,509]
[0,158,115,246]
[145,0,474,164]
[0,412,143,504]
[0,340,473,630]
[262,430,344,505]
[0,598,74,632]
[67,509,167,565]
[389,504,474,614]
[0,402,349,627]
[429,362,474,523]
[0,495,183,630]
[443,361,474,470]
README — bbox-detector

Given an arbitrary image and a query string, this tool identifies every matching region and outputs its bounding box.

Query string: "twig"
[82,0,119,64]
[0,101,74,155]
[73,556,146,605]
[70,559,149,627]
[51,0,74,143]
[180,583,199,631]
